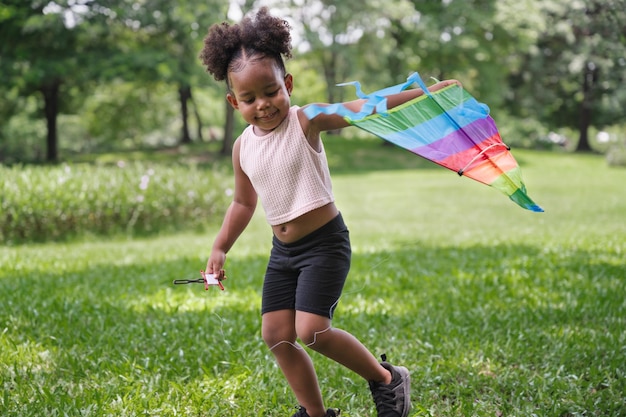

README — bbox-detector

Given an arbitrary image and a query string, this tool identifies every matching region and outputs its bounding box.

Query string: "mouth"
[257,109,279,122]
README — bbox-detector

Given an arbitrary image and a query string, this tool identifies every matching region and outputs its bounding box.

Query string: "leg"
[295,311,391,384]
[297,311,411,417]
[262,309,327,417]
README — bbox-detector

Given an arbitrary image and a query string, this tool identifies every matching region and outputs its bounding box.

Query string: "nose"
[256,97,270,110]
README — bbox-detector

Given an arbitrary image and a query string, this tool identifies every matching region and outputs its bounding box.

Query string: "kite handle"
[201,270,225,291]
[173,279,204,285]
[457,142,510,176]
[173,271,225,291]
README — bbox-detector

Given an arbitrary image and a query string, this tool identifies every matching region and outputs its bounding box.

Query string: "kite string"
[211,311,246,353]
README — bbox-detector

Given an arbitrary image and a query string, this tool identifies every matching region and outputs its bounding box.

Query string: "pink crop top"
[238,106,334,225]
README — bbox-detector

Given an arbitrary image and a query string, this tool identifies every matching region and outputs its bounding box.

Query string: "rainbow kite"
[304,72,544,212]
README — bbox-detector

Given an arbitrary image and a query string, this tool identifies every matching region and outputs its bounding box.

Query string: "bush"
[601,128,626,167]
[492,113,552,150]
[0,162,231,244]
[606,142,626,167]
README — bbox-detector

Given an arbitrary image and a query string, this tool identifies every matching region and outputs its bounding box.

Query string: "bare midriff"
[271,202,339,244]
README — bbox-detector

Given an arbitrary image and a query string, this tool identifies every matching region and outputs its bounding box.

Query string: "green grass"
[1,144,625,416]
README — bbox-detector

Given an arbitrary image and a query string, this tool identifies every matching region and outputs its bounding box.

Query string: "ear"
[226,93,239,110]
[284,73,293,96]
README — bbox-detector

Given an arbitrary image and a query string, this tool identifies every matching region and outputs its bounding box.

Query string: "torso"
[271,202,339,244]
[270,109,337,243]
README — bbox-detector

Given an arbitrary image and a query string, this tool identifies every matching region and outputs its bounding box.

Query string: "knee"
[262,325,296,349]
[296,322,332,348]
[262,314,296,349]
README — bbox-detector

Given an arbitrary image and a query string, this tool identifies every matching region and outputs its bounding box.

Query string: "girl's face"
[226,57,293,135]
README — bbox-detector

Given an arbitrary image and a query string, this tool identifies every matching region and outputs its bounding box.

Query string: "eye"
[242,97,255,104]
[267,89,280,97]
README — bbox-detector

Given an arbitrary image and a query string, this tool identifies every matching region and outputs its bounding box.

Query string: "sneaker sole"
[394,365,411,417]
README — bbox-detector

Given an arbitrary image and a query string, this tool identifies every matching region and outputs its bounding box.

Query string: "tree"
[0,1,87,162]
[279,0,542,109]
[0,0,162,161]
[114,0,228,145]
[377,0,545,109]
[277,0,380,104]
[507,0,626,151]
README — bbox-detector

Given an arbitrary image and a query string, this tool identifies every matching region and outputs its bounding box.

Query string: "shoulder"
[295,105,310,132]
[293,106,322,151]
[294,105,317,138]
[236,126,254,150]
[232,136,243,164]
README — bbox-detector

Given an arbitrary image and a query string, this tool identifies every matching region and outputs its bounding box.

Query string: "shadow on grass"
[1,242,624,415]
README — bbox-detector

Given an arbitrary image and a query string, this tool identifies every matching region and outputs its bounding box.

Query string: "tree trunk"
[322,49,343,135]
[222,99,234,156]
[179,84,192,144]
[321,47,340,104]
[575,63,598,152]
[40,81,60,163]
[189,88,203,141]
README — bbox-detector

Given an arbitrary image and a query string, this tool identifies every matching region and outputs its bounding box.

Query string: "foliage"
[494,112,552,150]
[0,96,47,163]
[1,150,625,416]
[82,81,180,149]
[107,0,230,143]
[606,135,626,167]
[507,0,626,150]
[1,0,625,161]
[0,161,231,244]
[606,147,626,167]
[0,0,229,162]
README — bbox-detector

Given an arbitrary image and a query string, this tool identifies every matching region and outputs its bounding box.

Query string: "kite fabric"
[304,72,544,212]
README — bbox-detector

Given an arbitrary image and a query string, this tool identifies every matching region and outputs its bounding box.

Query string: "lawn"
[1,145,625,416]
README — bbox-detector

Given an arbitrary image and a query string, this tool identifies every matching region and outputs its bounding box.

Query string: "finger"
[205,262,216,275]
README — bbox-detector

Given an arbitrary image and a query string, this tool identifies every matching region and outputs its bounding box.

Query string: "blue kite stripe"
[355,99,490,153]
[410,117,500,162]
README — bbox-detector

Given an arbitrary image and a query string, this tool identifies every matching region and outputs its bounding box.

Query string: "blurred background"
[1,0,625,165]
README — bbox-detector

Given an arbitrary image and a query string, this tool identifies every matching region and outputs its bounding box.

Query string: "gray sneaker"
[291,406,341,417]
[368,355,411,417]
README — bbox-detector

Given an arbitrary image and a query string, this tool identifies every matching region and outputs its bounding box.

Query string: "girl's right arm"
[206,138,258,277]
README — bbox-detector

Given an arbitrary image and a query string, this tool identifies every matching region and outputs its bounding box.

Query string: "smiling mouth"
[257,110,279,121]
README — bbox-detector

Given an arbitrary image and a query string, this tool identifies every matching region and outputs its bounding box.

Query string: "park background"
[1,0,625,416]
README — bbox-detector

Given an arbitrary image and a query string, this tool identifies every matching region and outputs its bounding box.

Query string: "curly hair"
[199,7,293,87]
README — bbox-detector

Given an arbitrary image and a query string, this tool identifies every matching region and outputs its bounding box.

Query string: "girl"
[200,8,458,417]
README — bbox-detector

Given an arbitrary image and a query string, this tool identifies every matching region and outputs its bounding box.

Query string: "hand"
[429,79,462,92]
[213,269,227,282]
[206,250,227,277]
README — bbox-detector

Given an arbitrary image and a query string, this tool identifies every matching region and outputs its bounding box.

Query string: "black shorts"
[261,213,351,319]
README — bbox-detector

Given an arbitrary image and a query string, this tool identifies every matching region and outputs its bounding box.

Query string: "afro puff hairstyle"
[199,7,293,87]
